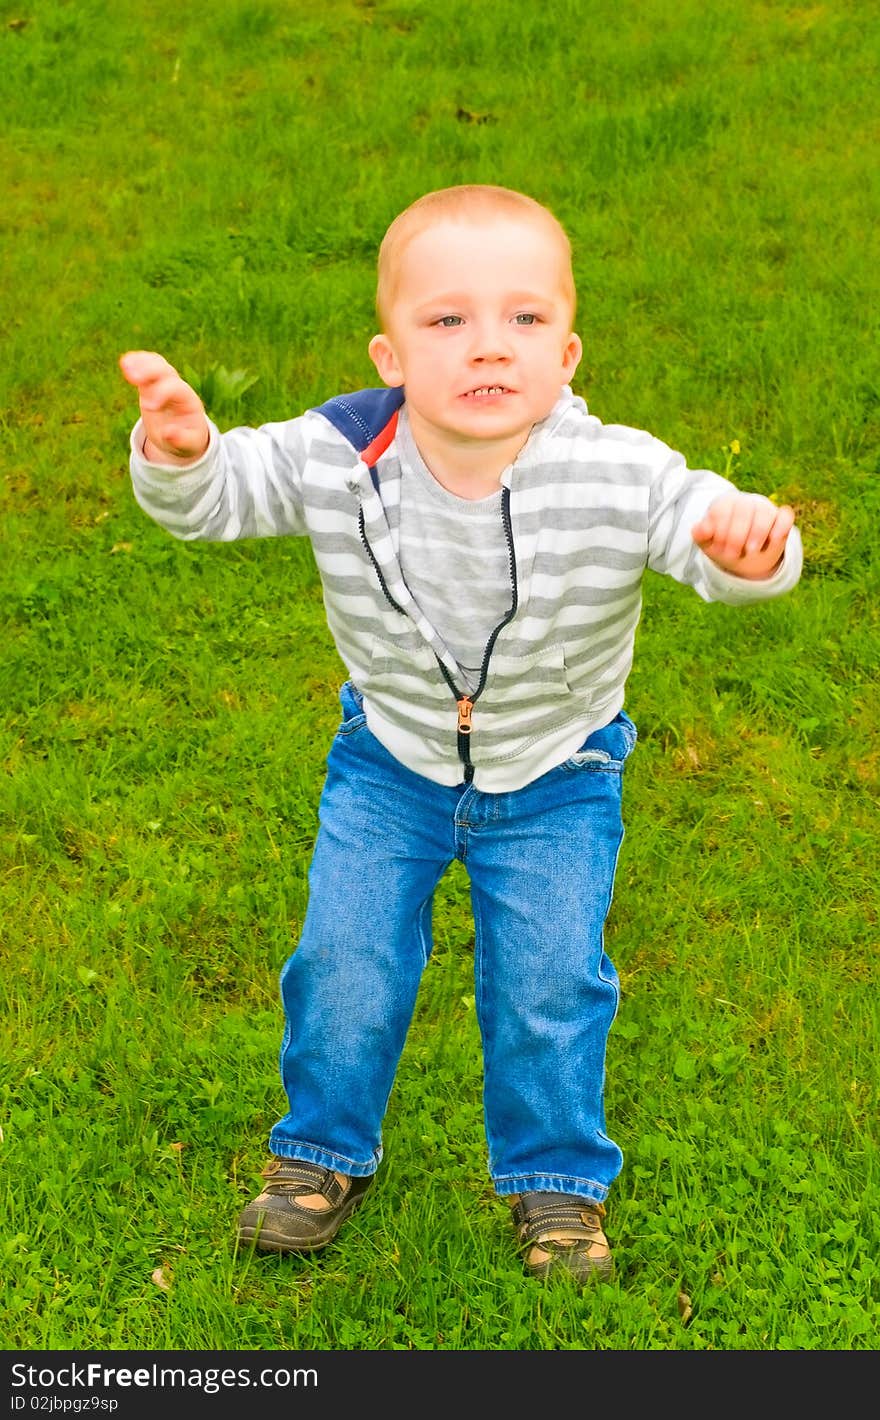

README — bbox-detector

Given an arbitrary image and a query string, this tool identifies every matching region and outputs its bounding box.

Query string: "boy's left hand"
[691,494,796,580]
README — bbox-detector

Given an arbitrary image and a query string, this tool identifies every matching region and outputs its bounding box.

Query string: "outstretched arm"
[119,350,210,464]
[691,493,796,580]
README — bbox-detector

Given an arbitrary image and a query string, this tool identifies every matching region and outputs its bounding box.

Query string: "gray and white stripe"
[130,387,803,791]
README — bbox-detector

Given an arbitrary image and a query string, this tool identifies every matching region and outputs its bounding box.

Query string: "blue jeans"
[269,681,637,1203]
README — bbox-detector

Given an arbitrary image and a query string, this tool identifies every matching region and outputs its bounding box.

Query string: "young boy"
[121,184,801,1285]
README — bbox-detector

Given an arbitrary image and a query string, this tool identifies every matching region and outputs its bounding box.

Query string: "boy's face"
[368,215,582,456]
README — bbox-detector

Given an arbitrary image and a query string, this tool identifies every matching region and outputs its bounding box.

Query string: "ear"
[368,333,405,388]
[561,332,583,382]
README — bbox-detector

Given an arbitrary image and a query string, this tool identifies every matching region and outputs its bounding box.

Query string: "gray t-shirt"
[396,413,513,693]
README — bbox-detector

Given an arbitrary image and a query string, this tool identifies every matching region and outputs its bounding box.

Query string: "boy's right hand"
[119,351,210,464]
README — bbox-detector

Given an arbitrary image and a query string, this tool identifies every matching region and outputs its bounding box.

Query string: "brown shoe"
[509,1192,614,1284]
[237,1158,373,1254]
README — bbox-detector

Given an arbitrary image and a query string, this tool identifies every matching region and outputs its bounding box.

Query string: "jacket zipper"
[358,505,406,614]
[360,487,518,783]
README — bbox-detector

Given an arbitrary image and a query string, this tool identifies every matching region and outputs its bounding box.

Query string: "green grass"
[1,0,878,1353]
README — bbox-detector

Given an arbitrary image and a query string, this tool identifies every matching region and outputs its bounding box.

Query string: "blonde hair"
[375,184,576,329]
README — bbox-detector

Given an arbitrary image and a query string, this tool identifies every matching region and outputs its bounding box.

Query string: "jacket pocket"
[365,636,442,698]
[483,642,575,708]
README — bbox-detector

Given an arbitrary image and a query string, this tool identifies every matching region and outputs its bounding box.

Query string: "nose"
[468,321,512,364]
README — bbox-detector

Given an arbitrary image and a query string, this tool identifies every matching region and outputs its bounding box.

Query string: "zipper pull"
[457,696,474,735]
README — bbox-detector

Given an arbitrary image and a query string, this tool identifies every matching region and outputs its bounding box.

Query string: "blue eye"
[514,313,537,325]
[436,315,463,327]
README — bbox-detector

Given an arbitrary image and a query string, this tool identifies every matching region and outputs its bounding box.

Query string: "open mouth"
[462,386,512,398]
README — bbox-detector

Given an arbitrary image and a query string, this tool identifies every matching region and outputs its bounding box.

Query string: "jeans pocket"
[560,710,637,771]
[337,680,367,735]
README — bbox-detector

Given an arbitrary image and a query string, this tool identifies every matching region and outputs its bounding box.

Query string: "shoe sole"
[526,1254,615,1284]
[237,1188,369,1254]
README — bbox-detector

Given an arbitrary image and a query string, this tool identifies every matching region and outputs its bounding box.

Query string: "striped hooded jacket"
[129,384,803,792]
